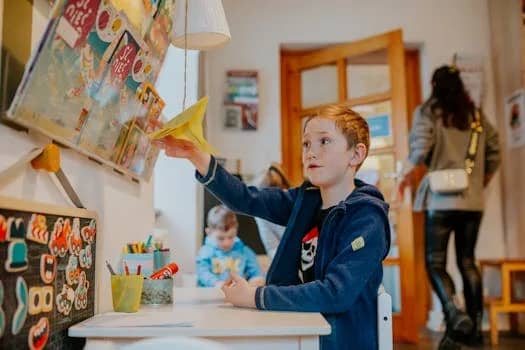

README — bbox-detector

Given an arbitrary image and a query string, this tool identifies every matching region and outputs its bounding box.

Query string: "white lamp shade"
[171,0,231,50]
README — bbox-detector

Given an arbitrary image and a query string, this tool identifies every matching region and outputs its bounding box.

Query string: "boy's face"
[302,117,354,187]
[208,226,238,252]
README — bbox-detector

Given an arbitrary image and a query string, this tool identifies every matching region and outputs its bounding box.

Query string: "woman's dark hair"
[428,65,474,130]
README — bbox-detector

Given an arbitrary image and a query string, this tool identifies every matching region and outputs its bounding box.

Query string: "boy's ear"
[349,143,367,168]
[205,227,212,235]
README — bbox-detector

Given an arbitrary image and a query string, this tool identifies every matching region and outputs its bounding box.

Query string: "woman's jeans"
[424,210,483,325]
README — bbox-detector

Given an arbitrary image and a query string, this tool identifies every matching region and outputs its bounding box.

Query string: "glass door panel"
[356,153,396,198]
[301,64,338,108]
[353,100,393,149]
[387,209,399,259]
[346,49,390,99]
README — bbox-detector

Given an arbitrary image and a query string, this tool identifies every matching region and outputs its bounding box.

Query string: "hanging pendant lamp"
[171,0,231,50]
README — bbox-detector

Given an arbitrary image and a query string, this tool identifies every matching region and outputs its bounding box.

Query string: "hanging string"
[182,0,188,110]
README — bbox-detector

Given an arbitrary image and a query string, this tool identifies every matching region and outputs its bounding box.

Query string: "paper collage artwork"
[7,0,176,181]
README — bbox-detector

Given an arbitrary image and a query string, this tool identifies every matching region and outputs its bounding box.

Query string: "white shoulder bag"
[428,110,483,194]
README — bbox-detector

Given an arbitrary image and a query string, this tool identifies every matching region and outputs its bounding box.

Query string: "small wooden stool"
[479,259,525,345]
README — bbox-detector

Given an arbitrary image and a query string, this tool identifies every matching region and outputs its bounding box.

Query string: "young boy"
[196,204,265,288]
[155,103,390,350]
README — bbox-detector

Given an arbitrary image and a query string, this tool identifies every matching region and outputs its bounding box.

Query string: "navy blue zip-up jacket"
[196,156,391,350]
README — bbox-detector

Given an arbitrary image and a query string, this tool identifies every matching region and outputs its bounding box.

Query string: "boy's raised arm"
[154,136,297,226]
[196,156,297,226]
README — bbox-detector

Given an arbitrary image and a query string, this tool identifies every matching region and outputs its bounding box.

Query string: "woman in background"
[398,65,501,350]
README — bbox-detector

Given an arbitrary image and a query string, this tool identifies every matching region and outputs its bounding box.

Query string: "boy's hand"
[221,273,256,308]
[248,277,265,287]
[153,136,211,176]
[153,136,199,159]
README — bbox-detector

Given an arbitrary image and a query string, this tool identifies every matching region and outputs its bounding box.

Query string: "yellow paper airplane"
[148,96,218,155]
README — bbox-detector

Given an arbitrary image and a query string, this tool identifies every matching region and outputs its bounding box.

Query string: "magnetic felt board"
[0,195,97,350]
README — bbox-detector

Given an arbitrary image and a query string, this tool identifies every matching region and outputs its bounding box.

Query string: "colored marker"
[105,260,116,275]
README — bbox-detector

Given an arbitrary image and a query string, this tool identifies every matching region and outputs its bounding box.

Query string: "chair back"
[378,284,393,350]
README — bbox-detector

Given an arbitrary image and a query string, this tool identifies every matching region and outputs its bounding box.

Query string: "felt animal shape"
[27,214,49,244]
[81,219,96,244]
[74,271,90,310]
[49,218,70,257]
[79,244,93,269]
[56,284,75,316]
[68,218,83,256]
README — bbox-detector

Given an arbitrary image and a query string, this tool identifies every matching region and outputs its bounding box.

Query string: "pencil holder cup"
[111,275,144,312]
[121,253,154,276]
[141,278,174,305]
[153,250,170,270]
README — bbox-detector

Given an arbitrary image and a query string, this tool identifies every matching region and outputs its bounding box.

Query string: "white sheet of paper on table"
[83,311,194,328]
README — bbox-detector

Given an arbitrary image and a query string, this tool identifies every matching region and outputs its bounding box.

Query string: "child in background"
[155,103,390,350]
[197,205,265,288]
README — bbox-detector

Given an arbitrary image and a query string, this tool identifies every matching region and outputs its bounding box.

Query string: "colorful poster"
[7,0,170,181]
[224,70,259,130]
[367,114,391,138]
[57,0,100,48]
[504,89,525,149]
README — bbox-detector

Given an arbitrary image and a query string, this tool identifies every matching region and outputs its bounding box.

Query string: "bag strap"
[465,109,483,175]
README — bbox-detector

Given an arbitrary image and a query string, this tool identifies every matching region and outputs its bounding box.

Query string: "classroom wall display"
[6,0,176,182]
[0,195,97,350]
[224,70,259,131]
[504,89,525,149]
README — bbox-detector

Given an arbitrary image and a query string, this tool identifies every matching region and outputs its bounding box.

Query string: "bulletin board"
[5,0,176,182]
[0,195,97,350]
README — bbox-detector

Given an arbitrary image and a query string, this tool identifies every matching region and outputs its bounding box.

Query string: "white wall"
[0,3,154,313]
[205,0,505,257]
[154,46,203,280]
[488,0,525,259]
[487,0,525,331]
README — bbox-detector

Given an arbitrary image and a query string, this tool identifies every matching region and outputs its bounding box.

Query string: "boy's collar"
[302,179,369,211]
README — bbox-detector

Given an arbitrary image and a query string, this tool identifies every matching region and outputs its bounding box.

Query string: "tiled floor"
[395,330,525,349]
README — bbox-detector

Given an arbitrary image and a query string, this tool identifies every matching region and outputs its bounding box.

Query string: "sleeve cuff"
[195,156,218,186]
[255,286,266,310]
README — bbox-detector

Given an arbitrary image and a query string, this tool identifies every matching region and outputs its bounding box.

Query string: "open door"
[280,30,421,342]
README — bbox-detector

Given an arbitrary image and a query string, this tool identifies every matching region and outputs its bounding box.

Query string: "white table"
[69,287,331,350]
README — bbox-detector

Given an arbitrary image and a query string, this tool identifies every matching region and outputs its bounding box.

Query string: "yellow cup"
[111,275,144,313]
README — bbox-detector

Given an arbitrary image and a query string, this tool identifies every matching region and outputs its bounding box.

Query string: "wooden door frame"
[280,31,427,343]
[404,49,430,333]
